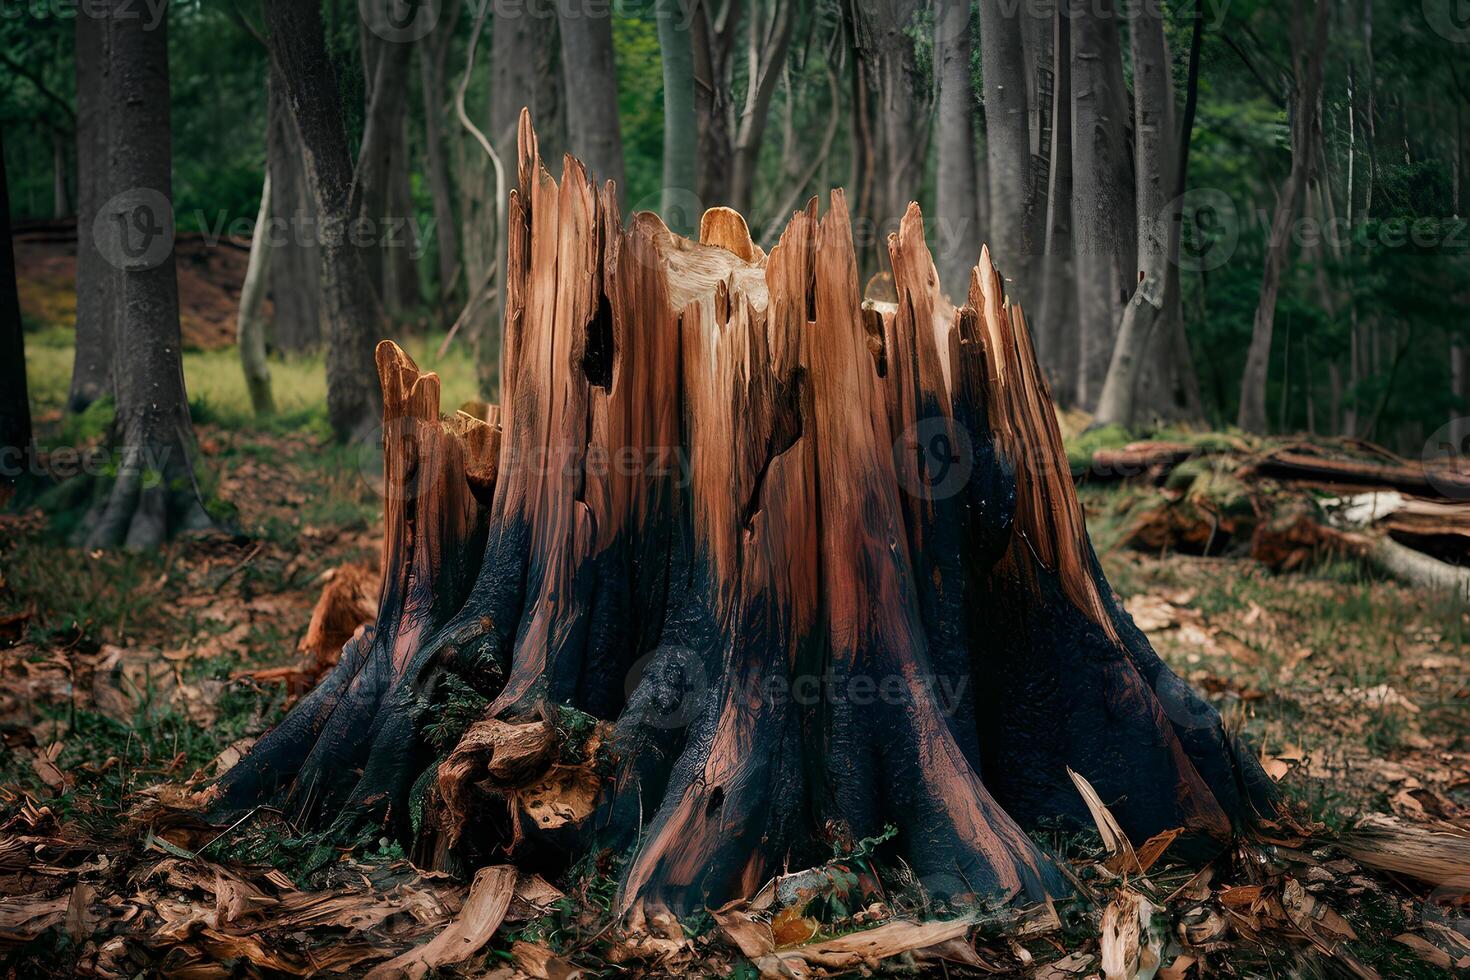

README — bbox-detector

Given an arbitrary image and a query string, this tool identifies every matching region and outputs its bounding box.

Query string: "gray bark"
[264,0,383,442]
[1069,1,1135,410]
[1038,8,1077,407]
[657,0,698,235]
[84,2,212,550]
[69,8,114,414]
[1095,1,1182,428]
[1237,0,1330,433]
[558,5,626,208]
[980,0,1039,296]
[850,0,931,281]
[420,21,459,325]
[266,65,322,351]
[239,173,276,417]
[356,30,419,315]
[933,0,981,300]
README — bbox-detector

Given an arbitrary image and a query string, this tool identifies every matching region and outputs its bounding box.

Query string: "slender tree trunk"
[51,129,69,219]
[657,0,698,235]
[264,0,383,442]
[69,8,113,414]
[1095,0,1195,428]
[850,0,931,284]
[1069,1,1135,410]
[726,0,793,217]
[357,31,418,315]
[239,173,276,417]
[558,6,626,207]
[266,65,322,352]
[980,0,1039,301]
[1237,0,1330,434]
[934,0,981,300]
[482,0,564,398]
[83,3,211,550]
[421,21,460,328]
[691,0,738,207]
[0,127,32,495]
[1038,8,1077,407]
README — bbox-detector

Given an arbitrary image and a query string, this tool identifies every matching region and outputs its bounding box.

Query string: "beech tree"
[1238,0,1331,434]
[68,8,113,414]
[1068,1,1135,410]
[933,0,980,301]
[265,64,323,353]
[656,0,698,235]
[979,0,1038,306]
[213,119,1276,916]
[81,3,212,549]
[848,0,930,281]
[558,5,626,207]
[1094,1,1203,428]
[262,0,383,441]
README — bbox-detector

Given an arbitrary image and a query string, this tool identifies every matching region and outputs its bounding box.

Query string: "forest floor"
[1,319,1467,976]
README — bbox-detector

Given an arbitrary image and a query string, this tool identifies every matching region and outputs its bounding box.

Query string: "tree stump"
[215,113,1275,916]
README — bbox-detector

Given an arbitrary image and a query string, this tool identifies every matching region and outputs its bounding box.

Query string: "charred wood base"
[214,114,1276,917]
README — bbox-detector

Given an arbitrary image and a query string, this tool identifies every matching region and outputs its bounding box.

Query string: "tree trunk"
[1237,0,1330,434]
[215,117,1277,918]
[238,172,276,417]
[51,128,70,219]
[849,0,931,284]
[421,18,459,326]
[657,0,698,235]
[979,0,1038,301]
[558,6,626,208]
[82,3,212,550]
[264,0,383,442]
[0,126,32,495]
[266,65,322,353]
[1069,1,1135,411]
[933,0,981,301]
[1037,8,1077,407]
[726,0,793,218]
[69,7,114,414]
[357,30,419,316]
[1094,0,1186,429]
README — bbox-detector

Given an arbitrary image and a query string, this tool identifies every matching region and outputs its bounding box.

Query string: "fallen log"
[211,113,1275,917]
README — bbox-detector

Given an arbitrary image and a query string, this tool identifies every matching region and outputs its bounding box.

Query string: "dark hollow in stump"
[214,113,1276,916]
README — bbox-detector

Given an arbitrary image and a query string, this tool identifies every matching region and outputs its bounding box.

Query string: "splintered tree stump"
[215,112,1276,916]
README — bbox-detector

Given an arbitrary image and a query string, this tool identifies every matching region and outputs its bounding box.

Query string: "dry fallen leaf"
[364,864,516,980]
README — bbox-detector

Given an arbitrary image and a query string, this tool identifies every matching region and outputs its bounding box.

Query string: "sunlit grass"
[23,323,482,430]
